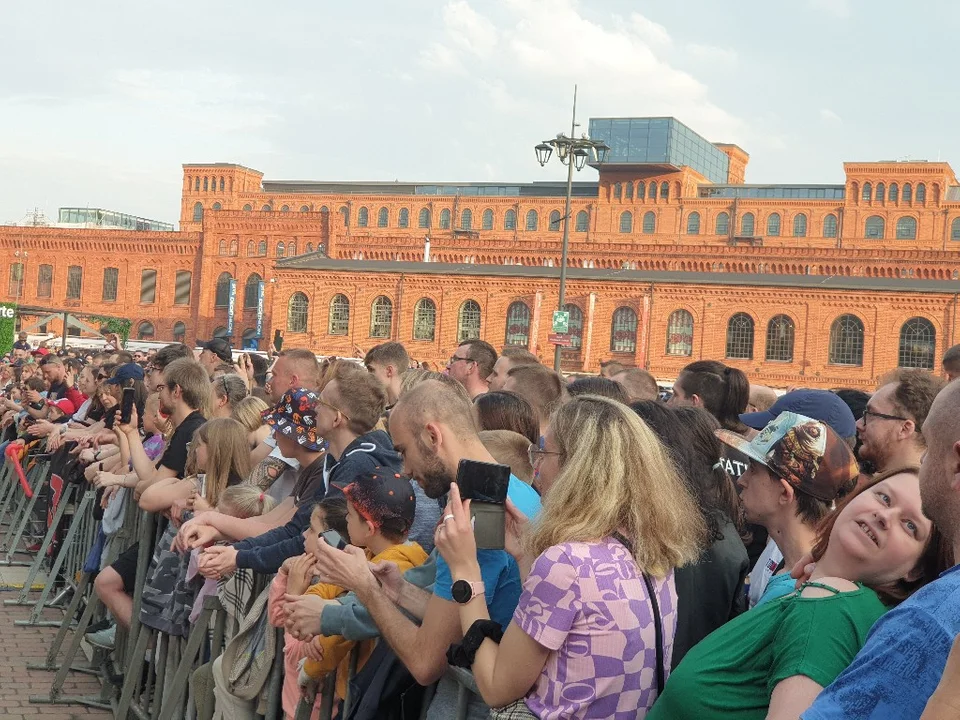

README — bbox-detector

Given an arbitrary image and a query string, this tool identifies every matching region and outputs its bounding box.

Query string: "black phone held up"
[321,529,347,551]
[120,387,136,425]
[456,459,511,550]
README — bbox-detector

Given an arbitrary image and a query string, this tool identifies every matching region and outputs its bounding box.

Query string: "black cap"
[200,338,233,363]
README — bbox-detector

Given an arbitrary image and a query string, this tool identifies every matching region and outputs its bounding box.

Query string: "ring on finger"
[443,514,455,523]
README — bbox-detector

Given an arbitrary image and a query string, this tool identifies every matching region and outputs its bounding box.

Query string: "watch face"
[451,579,472,604]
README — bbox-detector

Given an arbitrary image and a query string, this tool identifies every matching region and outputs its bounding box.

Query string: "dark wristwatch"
[451,579,485,604]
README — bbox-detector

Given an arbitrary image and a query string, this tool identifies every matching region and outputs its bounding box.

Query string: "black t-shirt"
[46,380,69,402]
[292,454,327,506]
[158,411,206,479]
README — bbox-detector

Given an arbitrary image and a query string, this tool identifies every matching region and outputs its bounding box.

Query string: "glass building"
[588,117,731,184]
[58,208,174,232]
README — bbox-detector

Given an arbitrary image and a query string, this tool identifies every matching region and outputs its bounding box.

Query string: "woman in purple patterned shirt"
[436,395,707,719]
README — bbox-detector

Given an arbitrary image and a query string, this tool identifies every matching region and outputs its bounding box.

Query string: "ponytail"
[677,361,749,432]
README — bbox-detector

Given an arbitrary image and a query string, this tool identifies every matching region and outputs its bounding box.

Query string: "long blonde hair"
[231,395,269,433]
[194,417,252,506]
[526,395,706,578]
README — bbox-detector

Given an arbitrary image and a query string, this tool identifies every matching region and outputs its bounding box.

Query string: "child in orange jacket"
[269,473,428,720]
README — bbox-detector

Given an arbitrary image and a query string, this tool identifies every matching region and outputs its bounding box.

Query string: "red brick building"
[3,117,959,388]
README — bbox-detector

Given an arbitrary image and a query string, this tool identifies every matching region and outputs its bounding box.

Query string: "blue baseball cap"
[106,362,145,385]
[740,389,857,440]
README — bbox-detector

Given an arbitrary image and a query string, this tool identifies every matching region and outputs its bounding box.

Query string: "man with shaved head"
[612,367,660,403]
[304,380,540,719]
[803,381,960,719]
[746,384,778,414]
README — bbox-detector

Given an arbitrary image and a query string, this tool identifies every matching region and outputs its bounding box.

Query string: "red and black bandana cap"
[343,470,417,533]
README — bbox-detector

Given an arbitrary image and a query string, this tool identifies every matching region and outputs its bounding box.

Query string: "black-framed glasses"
[527,443,563,468]
[861,408,912,425]
[448,355,475,366]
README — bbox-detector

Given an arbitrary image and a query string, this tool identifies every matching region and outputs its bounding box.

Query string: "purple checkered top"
[513,539,677,719]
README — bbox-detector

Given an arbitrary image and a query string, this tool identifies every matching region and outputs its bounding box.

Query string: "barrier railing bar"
[0,460,20,526]
[0,458,49,563]
[156,597,221,720]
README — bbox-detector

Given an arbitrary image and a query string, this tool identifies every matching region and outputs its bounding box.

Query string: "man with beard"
[297,380,540,719]
[855,369,944,476]
[803,380,960,719]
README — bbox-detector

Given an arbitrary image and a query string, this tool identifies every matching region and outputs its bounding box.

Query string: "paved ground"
[0,570,112,720]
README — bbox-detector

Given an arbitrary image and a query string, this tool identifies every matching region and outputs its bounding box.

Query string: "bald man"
[746,384,778,414]
[804,381,960,720]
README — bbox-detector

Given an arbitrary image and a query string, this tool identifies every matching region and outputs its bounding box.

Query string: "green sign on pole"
[552,310,570,334]
[0,303,16,356]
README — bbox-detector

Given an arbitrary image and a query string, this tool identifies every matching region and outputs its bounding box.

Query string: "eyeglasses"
[317,397,350,421]
[448,355,475,366]
[527,443,563,468]
[861,408,920,432]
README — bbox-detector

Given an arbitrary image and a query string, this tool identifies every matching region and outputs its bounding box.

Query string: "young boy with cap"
[265,471,428,719]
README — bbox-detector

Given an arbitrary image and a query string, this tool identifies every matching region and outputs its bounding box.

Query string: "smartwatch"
[451,579,485,604]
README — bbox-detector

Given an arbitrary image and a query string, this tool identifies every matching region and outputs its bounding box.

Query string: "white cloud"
[820,108,842,123]
[686,43,738,66]
[808,0,851,18]
[442,0,499,56]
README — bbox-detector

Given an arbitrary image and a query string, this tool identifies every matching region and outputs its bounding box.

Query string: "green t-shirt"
[649,583,886,720]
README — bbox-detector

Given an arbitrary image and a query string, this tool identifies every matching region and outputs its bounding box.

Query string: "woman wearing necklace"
[649,413,947,720]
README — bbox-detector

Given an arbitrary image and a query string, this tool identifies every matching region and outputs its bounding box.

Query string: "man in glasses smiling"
[855,369,944,476]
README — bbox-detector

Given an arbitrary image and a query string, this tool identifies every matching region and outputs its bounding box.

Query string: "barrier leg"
[316,672,337,720]
[157,598,220,720]
[116,624,152,719]
[0,460,49,564]
[26,571,93,671]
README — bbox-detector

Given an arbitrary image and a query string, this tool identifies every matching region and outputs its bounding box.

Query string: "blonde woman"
[231,395,271,448]
[436,395,706,719]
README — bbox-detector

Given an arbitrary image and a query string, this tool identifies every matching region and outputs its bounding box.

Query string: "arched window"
[611,307,638,353]
[665,309,694,356]
[418,208,430,228]
[246,240,254,255]
[458,300,482,342]
[613,183,622,200]
[575,210,589,232]
[648,181,658,199]
[504,301,530,347]
[876,183,885,203]
[619,211,633,233]
[660,182,669,200]
[8,263,23,298]
[194,178,200,191]
[329,295,350,335]
[276,242,286,257]
[828,314,865,366]
[413,298,436,341]
[686,212,701,235]
[793,214,808,237]
[370,296,393,338]
[715,212,730,235]
[889,183,899,203]
[300,205,309,212]
[306,243,314,253]
[243,204,252,212]
[37,264,53,298]
[193,202,203,222]
[917,183,926,202]
[341,206,350,226]
[287,293,309,333]
[281,205,290,212]
[951,217,960,241]
[461,209,473,230]
[525,210,538,231]
[203,177,208,191]
[288,240,297,256]
[482,209,494,230]
[624,183,633,200]
[903,183,913,203]
[741,212,755,236]
[865,215,885,239]
[823,214,838,238]
[565,303,584,350]
[230,239,238,256]
[548,210,561,232]
[439,209,451,229]
[766,314,795,362]
[504,209,517,230]
[257,239,267,256]
[137,321,155,340]
[642,211,656,234]
[213,202,222,211]
[357,207,369,227]
[398,208,409,228]
[218,240,227,255]
[725,313,755,359]
[767,213,781,236]
[219,178,225,191]
[173,321,186,342]
[261,204,271,212]
[215,272,232,307]
[896,216,917,239]
[244,273,262,309]
[637,182,646,201]
[377,207,388,228]
[862,182,872,202]
[898,318,936,370]
[213,326,229,339]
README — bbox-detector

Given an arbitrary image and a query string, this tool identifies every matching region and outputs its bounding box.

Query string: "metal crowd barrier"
[0,439,487,720]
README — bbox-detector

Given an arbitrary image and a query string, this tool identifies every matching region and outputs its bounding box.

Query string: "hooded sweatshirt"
[233,430,405,574]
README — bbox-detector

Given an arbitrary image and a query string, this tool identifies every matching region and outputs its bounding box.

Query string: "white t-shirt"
[747,537,784,609]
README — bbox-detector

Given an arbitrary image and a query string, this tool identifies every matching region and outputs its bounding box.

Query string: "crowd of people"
[4,326,960,719]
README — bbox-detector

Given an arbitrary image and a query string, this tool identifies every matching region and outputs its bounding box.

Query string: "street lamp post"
[535,86,609,372]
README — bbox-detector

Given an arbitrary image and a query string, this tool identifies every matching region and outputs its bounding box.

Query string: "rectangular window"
[140,269,157,303]
[102,267,119,302]
[66,266,83,300]
[37,264,53,298]
[175,271,192,305]
[8,263,23,298]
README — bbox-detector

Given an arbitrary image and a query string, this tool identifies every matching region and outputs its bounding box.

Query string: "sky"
[3,0,959,227]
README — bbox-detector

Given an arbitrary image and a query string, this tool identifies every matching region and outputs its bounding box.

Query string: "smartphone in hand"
[321,529,348,550]
[120,387,136,425]
[456,459,511,550]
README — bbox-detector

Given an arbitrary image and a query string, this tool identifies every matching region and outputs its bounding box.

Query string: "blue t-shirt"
[803,564,960,720]
[754,572,796,607]
[434,476,541,629]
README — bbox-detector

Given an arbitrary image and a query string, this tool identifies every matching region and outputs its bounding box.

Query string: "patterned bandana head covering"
[262,388,322,452]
